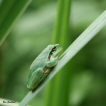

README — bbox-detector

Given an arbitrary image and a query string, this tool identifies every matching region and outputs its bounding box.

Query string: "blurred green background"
[0,0,106,106]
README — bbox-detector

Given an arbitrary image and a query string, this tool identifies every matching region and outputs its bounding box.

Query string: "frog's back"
[30,45,53,72]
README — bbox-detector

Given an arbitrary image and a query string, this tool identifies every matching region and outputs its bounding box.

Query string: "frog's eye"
[52,46,56,51]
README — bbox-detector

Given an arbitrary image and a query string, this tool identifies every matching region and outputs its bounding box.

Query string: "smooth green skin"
[27,44,62,91]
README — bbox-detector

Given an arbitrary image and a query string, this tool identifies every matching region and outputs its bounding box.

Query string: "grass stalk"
[19,10,106,106]
[44,0,71,105]
[0,0,31,46]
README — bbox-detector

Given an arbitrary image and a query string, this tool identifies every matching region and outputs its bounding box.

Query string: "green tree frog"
[27,44,62,91]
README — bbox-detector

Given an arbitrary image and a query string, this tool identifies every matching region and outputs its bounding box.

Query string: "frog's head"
[51,44,62,57]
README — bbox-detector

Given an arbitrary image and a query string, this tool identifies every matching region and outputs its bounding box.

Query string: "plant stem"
[44,0,72,105]
[19,10,106,106]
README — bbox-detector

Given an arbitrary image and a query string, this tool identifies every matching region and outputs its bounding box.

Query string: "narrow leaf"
[19,10,106,106]
[0,0,32,46]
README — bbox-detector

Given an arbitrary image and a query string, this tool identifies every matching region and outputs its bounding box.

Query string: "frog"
[27,44,62,91]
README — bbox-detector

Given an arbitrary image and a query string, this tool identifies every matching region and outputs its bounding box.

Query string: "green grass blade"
[46,0,72,105]
[61,10,106,59]
[52,0,64,42]
[0,0,15,26]
[0,0,31,46]
[19,10,106,106]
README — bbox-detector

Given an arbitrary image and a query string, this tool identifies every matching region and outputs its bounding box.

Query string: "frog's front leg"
[27,68,44,91]
[46,56,59,68]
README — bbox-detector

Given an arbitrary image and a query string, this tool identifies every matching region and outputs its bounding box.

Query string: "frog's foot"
[46,56,58,68]
[44,69,50,74]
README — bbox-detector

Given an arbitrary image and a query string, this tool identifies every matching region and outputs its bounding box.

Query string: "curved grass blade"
[19,10,106,106]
